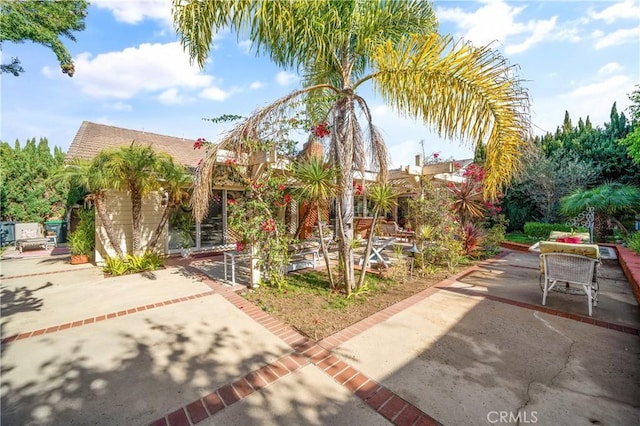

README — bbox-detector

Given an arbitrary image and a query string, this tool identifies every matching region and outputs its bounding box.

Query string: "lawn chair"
[540,252,599,316]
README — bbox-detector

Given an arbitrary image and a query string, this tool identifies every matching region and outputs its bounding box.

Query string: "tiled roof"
[65,121,206,168]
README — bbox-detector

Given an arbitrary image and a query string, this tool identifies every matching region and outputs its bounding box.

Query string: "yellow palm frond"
[371,33,531,199]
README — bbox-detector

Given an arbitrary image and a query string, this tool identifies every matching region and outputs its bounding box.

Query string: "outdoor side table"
[223,250,249,286]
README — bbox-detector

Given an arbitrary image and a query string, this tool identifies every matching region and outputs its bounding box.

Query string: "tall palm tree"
[173,0,530,292]
[357,182,396,290]
[291,156,338,290]
[61,154,124,257]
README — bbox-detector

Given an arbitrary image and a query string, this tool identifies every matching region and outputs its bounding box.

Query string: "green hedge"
[523,222,585,239]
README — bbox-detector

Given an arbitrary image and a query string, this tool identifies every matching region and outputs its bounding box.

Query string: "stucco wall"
[94,190,166,264]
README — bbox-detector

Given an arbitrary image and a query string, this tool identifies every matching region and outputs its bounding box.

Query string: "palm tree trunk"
[94,192,123,257]
[333,97,356,294]
[147,204,173,251]
[315,201,336,289]
[131,190,143,255]
[357,208,380,289]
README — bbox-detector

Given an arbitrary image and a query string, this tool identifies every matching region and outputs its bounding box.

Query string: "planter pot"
[70,253,89,265]
[556,237,567,243]
[565,236,581,244]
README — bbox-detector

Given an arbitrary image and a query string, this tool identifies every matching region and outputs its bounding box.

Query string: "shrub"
[627,232,640,254]
[523,222,583,239]
[103,251,165,276]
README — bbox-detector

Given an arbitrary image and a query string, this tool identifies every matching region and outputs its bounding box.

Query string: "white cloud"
[275,71,298,86]
[92,0,172,27]
[588,0,640,24]
[437,0,525,46]
[238,40,252,54]
[249,81,264,90]
[73,42,213,99]
[436,0,560,54]
[593,26,640,49]
[505,16,557,54]
[106,102,133,111]
[599,62,624,75]
[533,74,634,134]
[200,87,231,101]
[157,88,188,105]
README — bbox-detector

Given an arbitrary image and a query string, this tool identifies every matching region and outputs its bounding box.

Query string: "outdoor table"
[361,237,396,268]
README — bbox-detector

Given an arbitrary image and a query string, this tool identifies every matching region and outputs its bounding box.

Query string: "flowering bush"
[311,122,330,138]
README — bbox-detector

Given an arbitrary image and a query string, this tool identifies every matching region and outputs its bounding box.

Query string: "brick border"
[0,265,96,281]
[437,286,640,336]
[0,290,216,344]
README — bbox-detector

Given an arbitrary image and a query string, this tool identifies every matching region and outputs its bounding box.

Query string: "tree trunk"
[357,208,380,290]
[94,191,123,257]
[147,204,173,251]
[131,189,143,255]
[315,201,336,290]
[333,97,356,294]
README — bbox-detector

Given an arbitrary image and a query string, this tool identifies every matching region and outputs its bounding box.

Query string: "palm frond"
[371,33,531,199]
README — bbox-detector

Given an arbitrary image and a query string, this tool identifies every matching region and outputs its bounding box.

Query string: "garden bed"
[241,264,472,341]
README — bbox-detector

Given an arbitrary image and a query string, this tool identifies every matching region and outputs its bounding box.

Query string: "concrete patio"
[1,247,638,425]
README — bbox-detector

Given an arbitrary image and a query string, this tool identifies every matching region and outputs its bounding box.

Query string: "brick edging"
[500,241,531,252]
[615,245,640,305]
[0,290,216,345]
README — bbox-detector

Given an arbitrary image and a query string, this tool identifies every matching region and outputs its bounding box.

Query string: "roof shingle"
[65,121,206,168]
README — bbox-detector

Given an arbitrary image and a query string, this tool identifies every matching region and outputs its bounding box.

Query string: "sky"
[1,0,639,168]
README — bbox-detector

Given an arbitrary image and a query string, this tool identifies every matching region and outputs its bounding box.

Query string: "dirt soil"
[241,266,470,341]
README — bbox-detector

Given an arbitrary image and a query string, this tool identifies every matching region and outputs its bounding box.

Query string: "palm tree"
[173,0,530,292]
[105,143,190,255]
[291,156,337,290]
[560,183,640,241]
[357,182,396,290]
[61,154,124,257]
[146,159,192,251]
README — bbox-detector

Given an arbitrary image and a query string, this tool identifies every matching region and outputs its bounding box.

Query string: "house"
[66,121,467,263]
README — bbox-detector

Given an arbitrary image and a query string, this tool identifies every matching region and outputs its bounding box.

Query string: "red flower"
[311,122,330,138]
[225,157,237,165]
[236,242,245,252]
[227,198,237,206]
[261,218,276,233]
[278,184,285,191]
[433,153,439,159]
[283,194,292,204]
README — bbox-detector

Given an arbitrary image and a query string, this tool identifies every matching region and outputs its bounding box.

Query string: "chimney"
[415,154,423,167]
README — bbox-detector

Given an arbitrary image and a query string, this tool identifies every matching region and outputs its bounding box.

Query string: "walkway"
[1,249,638,425]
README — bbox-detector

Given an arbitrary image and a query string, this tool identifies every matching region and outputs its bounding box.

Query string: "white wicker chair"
[540,253,599,316]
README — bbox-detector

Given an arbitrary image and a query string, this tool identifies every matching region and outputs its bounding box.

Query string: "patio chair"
[540,252,599,316]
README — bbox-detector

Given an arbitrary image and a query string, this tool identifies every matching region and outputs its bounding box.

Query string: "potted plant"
[67,208,95,264]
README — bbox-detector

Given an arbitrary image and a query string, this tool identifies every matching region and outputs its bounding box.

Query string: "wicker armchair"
[540,252,599,316]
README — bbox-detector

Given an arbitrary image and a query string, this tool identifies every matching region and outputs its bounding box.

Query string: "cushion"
[549,231,591,243]
[539,241,599,259]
